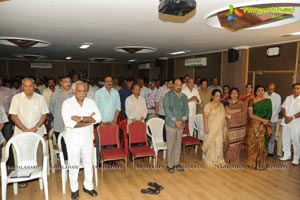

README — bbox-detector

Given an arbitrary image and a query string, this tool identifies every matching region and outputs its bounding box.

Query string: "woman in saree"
[202,89,227,167]
[240,83,254,105]
[224,88,248,163]
[247,85,272,169]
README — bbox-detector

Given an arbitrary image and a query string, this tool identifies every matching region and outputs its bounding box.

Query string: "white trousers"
[67,143,94,192]
[282,124,300,161]
[188,115,195,137]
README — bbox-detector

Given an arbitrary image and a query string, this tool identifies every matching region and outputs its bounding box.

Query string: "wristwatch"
[80,117,83,122]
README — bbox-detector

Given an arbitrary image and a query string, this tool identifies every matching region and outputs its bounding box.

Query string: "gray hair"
[72,81,87,92]
[22,77,35,84]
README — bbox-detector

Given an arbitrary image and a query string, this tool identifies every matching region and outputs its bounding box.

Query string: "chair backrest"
[146,118,165,144]
[4,132,46,168]
[128,121,147,145]
[118,119,127,134]
[98,124,120,147]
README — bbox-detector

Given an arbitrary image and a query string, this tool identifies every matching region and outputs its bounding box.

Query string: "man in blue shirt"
[118,77,134,120]
[94,75,121,163]
[164,78,189,173]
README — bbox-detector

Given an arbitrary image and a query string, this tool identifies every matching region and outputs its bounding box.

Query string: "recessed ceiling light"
[89,57,115,62]
[79,43,93,49]
[13,54,47,60]
[128,59,137,62]
[167,50,191,55]
[0,37,51,49]
[114,46,157,54]
[66,57,72,60]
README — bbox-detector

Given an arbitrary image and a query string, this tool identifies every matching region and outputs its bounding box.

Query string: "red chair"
[128,121,155,171]
[118,119,128,158]
[98,124,127,183]
[182,120,201,160]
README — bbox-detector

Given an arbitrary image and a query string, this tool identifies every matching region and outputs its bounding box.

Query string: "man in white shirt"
[125,84,147,125]
[9,78,48,136]
[9,77,49,188]
[62,81,101,200]
[182,74,191,90]
[264,82,281,156]
[42,77,56,108]
[182,78,201,137]
[138,78,148,98]
[279,83,300,165]
[208,77,223,93]
[145,80,158,119]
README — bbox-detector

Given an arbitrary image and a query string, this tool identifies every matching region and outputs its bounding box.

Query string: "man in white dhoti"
[62,81,101,200]
[279,83,300,165]
[182,78,201,137]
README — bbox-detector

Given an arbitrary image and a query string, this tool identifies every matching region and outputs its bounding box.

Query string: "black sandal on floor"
[71,190,79,200]
[148,182,163,190]
[83,187,98,197]
[141,187,160,195]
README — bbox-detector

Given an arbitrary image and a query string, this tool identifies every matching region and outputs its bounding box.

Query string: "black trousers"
[158,115,167,142]
[2,118,14,167]
[54,131,68,160]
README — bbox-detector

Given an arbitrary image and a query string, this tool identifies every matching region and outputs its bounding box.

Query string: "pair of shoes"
[83,187,98,197]
[141,187,160,195]
[167,166,175,173]
[71,190,79,200]
[148,182,163,191]
[175,165,184,172]
[291,160,299,165]
[141,182,163,195]
[279,157,291,161]
[268,153,273,157]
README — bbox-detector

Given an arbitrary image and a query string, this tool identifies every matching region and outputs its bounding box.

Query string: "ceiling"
[0,0,300,63]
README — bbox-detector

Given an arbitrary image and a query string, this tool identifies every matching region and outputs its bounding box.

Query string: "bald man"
[62,81,101,200]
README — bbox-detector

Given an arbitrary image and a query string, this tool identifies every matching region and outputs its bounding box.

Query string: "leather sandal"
[141,187,160,195]
[83,187,98,197]
[148,182,163,190]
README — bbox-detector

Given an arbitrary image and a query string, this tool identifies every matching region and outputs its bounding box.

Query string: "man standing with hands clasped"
[163,79,189,173]
[62,81,101,200]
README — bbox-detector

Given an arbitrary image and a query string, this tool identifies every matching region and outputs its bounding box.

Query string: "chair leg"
[62,169,66,194]
[125,158,128,177]
[39,178,43,190]
[132,157,135,173]
[43,175,49,200]
[2,181,7,200]
[13,182,18,195]
[155,154,158,168]
[163,150,166,159]
[183,145,186,161]
[101,161,104,185]
[50,151,55,173]
[195,145,198,154]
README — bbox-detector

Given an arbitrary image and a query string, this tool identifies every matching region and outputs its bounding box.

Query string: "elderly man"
[9,78,48,136]
[50,75,73,160]
[164,79,189,173]
[280,83,300,165]
[125,84,147,125]
[62,81,101,200]
[182,78,201,137]
[264,82,281,156]
[9,78,49,187]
